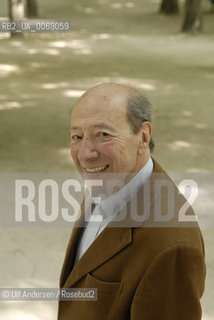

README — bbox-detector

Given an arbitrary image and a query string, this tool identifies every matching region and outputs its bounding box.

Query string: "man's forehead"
[77,87,128,108]
[72,94,129,123]
[70,83,138,127]
[70,96,129,132]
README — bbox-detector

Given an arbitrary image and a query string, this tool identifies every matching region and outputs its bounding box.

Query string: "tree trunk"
[8,0,25,37]
[159,0,179,14]
[181,0,202,33]
[9,0,24,20]
[210,0,214,13]
[26,0,38,18]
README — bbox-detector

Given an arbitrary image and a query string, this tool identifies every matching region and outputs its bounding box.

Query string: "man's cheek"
[102,140,124,154]
[70,149,78,163]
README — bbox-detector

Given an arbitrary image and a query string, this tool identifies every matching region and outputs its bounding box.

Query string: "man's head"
[70,83,153,187]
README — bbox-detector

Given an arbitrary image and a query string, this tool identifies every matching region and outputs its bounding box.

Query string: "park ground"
[0,0,214,319]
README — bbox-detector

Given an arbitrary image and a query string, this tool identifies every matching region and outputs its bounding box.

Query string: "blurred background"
[0,0,213,319]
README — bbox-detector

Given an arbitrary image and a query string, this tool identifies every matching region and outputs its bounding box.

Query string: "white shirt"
[74,157,154,265]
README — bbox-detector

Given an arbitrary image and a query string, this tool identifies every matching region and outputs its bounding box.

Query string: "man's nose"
[78,138,99,162]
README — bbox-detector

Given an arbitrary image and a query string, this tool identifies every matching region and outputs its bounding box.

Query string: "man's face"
[70,86,147,191]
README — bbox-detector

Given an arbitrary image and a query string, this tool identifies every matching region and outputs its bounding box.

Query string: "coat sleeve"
[130,244,206,320]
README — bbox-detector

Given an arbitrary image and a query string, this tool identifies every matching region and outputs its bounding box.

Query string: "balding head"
[79,82,138,101]
[73,83,137,117]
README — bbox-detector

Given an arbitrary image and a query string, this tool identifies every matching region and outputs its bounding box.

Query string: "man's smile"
[84,164,109,173]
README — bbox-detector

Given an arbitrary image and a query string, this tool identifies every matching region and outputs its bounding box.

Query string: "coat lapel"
[63,227,132,288]
[60,191,93,288]
[59,224,82,288]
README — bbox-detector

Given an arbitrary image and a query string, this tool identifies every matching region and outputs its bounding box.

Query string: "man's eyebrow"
[70,126,80,131]
[70,123,117,132]
[92,123,117,131]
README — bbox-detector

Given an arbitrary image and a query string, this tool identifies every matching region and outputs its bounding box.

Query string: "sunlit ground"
[0,0,214,318]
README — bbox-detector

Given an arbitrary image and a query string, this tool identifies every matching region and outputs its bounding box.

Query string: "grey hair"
[126,94,155,152]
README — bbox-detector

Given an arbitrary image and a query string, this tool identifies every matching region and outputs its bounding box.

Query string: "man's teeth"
[85,165,108,173]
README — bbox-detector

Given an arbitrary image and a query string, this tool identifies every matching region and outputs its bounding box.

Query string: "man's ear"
[137,122,152,155]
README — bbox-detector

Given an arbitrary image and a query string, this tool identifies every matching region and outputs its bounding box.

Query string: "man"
[58,83,206,320]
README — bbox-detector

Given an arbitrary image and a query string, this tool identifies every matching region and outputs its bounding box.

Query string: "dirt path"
[0,0,214,318]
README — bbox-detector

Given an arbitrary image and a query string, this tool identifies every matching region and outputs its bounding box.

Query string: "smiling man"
[70,83,152,187]
[58,83,206,320]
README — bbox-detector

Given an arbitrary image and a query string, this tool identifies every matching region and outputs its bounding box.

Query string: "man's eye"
[98,132,109,137]
[71,135,82,141]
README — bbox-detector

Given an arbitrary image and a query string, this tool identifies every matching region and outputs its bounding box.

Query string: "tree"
[8,0,25,37]
[159,0,179,14]
[8,0,25,20]
[181,0,202,33]
[209,0,214,13]
[26,0,38,18]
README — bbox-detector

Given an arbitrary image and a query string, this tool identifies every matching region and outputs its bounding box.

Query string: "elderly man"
[58,83,206,320]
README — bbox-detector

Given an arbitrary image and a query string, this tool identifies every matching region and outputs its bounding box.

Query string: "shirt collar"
[93,157,153,218]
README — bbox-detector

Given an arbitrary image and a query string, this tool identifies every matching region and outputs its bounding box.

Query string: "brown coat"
[58,160,206,320]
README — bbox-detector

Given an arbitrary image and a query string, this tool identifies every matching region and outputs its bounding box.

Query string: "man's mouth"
[84,164,109,173]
